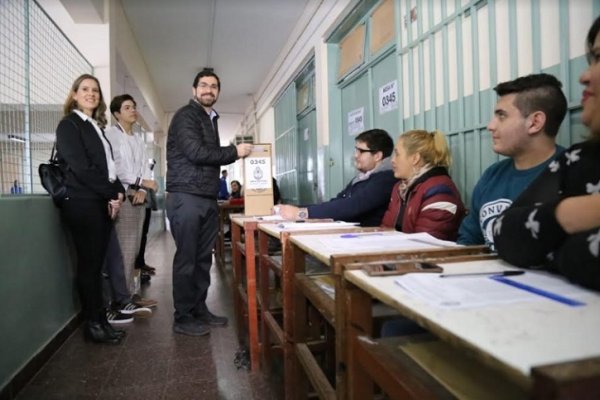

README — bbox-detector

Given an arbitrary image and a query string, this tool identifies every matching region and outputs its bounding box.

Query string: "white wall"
[108,0,166,134]
[251,0,361,152]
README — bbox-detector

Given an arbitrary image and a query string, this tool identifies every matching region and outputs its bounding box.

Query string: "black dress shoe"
[83,321,122,344]
[196,310,228,326]
[101,320,126,339]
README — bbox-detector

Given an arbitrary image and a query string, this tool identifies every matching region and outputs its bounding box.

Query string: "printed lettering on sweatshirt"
[480,198,512,248]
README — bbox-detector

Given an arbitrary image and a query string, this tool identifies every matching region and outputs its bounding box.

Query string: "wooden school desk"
[287,231,490,399]
[344,261,600,400]
[257,222,380,396]
[214,201,244,270]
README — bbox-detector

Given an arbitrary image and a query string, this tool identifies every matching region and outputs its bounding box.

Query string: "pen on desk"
[439,270,525,278]
[340,232,384,238]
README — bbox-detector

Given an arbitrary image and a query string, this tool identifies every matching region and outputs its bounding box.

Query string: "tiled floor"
[16,230,283,400]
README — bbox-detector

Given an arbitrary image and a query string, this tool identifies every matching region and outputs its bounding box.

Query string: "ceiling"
[117,0,310,140]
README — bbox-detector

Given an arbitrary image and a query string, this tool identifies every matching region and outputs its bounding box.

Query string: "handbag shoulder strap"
[50,142,58,162]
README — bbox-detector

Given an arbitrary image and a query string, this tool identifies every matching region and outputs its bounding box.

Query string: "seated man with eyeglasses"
[276,129,397,226]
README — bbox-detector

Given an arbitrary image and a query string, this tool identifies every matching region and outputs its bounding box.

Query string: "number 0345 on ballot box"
[243,143,273,216]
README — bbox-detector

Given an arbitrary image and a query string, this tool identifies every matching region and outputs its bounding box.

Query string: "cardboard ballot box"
[243,143,273,216]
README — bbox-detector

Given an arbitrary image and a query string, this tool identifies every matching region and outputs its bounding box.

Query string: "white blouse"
[105,123,151,191]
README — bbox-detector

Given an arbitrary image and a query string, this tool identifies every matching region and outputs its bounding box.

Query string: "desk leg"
[288,245,308,400]
[282,233,299,343]
[245,227,260,371]
[346,280,374,400]
[335,274,347,400]
[231,223,243,344]
[258,230,271,370]
[216,210,224,269]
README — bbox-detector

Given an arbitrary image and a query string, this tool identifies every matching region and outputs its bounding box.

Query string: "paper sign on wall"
[347,107,364,136]
[378,80,398,114]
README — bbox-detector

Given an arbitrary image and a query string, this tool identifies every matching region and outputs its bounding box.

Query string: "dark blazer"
[56,112,123,200]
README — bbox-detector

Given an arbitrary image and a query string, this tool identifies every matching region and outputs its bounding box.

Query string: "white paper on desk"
[320,232,458,253]
[276,221,359,230]
[394,270,593,309]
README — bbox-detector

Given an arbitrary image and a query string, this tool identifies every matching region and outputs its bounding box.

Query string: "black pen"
[439,270,525,278]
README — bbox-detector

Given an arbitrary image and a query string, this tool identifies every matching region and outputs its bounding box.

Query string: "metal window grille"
[0,0,92,196]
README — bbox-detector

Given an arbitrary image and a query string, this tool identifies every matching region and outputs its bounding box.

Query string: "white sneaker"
[107,310,134,324]
[118,302,152,317]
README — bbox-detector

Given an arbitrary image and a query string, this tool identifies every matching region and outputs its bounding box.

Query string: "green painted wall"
[274,85,299,204]
[297,109,318,204]
[326,0,597,207]
[0,197,78,392]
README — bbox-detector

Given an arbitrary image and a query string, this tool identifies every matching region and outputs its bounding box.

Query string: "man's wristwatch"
[297,208,308,220]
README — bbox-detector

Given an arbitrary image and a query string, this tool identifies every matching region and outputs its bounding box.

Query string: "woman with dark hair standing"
[56,74,126,343]
[493,16,600,291]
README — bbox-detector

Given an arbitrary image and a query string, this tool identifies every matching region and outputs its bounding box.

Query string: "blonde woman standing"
[56,74,125,344]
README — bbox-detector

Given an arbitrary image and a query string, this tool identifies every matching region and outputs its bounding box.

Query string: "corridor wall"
[326,0,599,205]
[0,198,78,396]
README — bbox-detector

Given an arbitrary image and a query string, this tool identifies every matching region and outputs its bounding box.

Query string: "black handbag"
[39,143,68,206]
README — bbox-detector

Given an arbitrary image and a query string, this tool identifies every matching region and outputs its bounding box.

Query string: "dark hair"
[193,69,221,90]
[355,129,394,158]
[110,94,136,117]
[586,16,600,62]
[63,74,107,128]
[493,73,567,137]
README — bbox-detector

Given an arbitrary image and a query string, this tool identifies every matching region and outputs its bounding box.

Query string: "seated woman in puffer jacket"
[380,129,466,241]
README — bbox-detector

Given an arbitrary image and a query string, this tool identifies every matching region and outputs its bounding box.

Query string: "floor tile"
[15,230,283,400]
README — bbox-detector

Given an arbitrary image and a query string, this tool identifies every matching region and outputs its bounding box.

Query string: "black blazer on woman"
[56,112,124,201]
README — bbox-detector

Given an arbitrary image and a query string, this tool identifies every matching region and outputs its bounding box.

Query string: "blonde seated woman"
[381,129,465,241]
[380,130,466,337]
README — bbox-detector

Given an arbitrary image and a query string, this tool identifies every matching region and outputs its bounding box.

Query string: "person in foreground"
[457,73,567,248]
[167,69,253,336]
[276,129,397,226]
[493,16,600,291]
[381,130,465,240]
[56,74,126,344]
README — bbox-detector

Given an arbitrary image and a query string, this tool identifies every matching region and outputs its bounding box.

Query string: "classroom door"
[296,109,318,205]
[340,73,370,184]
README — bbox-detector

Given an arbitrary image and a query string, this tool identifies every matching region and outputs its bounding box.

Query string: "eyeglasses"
[354,146,375,154]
